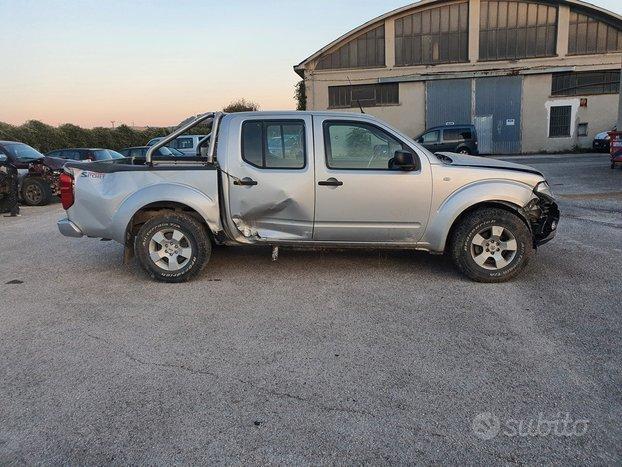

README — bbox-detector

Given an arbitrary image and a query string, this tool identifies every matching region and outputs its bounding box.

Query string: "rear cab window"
[241,120,306,169]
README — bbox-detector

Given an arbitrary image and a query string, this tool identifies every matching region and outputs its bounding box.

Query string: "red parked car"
[609,131,622,169]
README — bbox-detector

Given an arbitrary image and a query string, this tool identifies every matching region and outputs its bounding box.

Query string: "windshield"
[2,142,44,162]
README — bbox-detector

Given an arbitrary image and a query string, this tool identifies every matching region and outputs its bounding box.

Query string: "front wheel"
[450,208,534,283]
[135,212,211,282]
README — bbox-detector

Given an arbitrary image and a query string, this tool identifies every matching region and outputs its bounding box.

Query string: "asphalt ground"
[1,152,620,464]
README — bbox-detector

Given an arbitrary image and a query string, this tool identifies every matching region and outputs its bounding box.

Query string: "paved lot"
[1,153,621,464]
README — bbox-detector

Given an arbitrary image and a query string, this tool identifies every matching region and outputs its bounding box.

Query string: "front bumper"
[58,218,84,238]
[525,192,560,247]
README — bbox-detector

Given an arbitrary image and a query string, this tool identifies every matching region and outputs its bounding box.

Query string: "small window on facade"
[324,121,406,170]
[578,123,588,137]
[549,106,572,138]
[552,70,620,96]
[568,10,622,55]
[316,25,385,70]
[479,0,558,61]
[395,2,469,66]
[328,83,398,108]
[242,120,305,169]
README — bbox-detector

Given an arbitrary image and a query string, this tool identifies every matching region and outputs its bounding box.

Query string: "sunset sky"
[1,0,620,128]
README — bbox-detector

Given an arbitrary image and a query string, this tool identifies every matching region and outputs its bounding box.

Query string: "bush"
[0,120,168,153]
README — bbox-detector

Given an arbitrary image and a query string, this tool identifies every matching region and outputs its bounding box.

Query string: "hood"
[39,156,67,171]
[434,152,543,176]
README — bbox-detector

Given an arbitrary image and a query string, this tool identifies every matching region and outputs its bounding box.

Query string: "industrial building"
[294,0,622,154]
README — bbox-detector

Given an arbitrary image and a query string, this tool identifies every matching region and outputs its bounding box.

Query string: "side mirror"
[416,137,424,143]
[199,146,209,158]
[392,150,417,171]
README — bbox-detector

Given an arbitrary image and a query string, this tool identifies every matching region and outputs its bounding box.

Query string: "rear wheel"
[135,212,211,282]
[21,177,52,206]
[450,208,534,283]
[457,147,471,155]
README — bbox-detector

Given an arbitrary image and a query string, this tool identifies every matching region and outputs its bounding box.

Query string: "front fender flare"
[110,183,221,243]
[421,180,536,252]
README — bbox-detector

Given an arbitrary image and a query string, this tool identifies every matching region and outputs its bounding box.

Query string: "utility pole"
[110,121,116,129]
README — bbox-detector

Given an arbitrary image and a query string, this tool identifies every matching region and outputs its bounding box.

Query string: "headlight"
[535,181,553,197]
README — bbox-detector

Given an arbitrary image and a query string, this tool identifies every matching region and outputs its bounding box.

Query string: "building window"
[241,120,306,169]
[578,123,588,137]
[328,83,399,109]
[316,25,385,70]
[395,2,469,66]
[568,10,622,55]
[549,106,572,138]
[479,0,557,61]
[552,70,620,96]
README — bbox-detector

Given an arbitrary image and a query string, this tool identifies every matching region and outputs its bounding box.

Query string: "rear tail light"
[59,172,74,210]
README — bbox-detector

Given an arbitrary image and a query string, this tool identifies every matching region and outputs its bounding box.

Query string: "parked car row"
[0,133,211,207]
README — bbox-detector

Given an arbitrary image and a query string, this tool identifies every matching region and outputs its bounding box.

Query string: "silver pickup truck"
[57,111,559,283]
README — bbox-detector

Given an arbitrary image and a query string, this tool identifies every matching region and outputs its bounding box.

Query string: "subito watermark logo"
[472,412,589,440]
[472,412,501,440]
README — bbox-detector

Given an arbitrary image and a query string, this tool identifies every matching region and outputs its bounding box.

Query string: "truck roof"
[223,110,382,121]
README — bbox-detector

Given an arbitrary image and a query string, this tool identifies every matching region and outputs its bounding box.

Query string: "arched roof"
[294,0,622,75]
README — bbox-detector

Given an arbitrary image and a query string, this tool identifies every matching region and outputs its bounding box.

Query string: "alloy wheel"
[470,225,518,270]
[148,228,193,271]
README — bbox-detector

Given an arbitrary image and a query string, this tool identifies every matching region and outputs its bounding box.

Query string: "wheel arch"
[443,201,532,253]
[420,180,535,252]
[125,201,216,243]
[110,183,222,244]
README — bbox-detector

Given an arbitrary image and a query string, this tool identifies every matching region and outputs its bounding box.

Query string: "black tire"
[134,212,211,283]
[450,208,534,283]
[21,177,52,206]
[457,147,471,155]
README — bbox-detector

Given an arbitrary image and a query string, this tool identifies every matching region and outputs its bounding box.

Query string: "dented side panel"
[222,113,315,241]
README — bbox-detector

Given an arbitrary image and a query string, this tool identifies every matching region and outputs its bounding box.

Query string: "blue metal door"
[475,76,522,154]
[426,79,472,129]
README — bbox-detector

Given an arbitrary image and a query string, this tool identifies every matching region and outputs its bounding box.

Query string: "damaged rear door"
[226,114,314,240]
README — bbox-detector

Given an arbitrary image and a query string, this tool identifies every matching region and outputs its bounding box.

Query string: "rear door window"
[443,128,470,142]
[241,120,305,169]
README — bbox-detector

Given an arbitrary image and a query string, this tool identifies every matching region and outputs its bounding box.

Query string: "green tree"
[223,98,260,113]
[294,80,306,111]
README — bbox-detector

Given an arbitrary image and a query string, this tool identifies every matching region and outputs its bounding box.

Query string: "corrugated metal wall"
[426,79,472,128]
[474,76,523,154]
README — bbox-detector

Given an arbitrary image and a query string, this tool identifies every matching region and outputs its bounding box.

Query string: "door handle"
[318,177,343,187]
[234,177,258,186]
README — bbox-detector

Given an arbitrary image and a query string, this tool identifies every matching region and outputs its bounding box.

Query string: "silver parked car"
[147,134,208,156]
[58,111,559,283]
